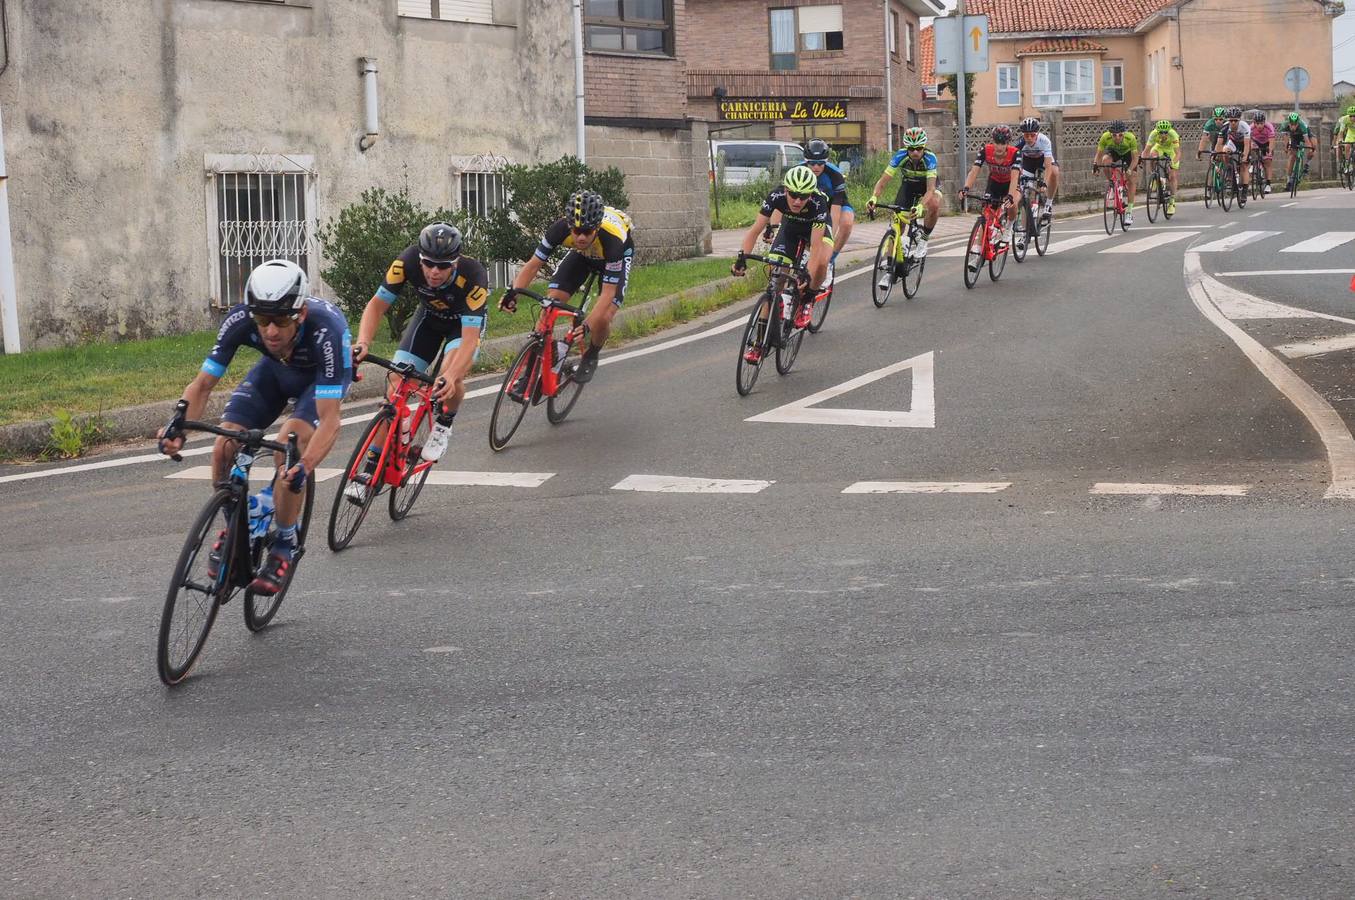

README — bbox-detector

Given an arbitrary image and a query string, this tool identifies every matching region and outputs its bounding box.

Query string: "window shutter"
[797,5,843,33]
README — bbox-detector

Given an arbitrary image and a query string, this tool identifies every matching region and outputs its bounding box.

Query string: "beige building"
[963,0,1345,125]
[1,1,574,349]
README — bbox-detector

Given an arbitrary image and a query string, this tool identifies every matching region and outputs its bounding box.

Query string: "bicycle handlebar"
[737,253,809,277]
[360,353,438,386]
[162,399,301,493]
[509,288,586,318]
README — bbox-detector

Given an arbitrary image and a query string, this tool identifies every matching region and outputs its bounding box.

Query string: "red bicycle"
[960,190,1011,289]
[327,353,440,551]
[488,284,591,451]
[1095,161,1131,234]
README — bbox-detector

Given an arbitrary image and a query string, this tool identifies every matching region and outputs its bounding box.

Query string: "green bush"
[480,156,629,264]
[43,408,105,459]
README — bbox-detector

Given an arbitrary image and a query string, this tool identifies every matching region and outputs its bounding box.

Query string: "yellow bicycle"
[869,199,927,307]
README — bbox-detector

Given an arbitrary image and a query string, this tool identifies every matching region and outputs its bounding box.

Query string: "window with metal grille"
[398,0,494,24]
[459,170,510,288]
[205,154,317,310]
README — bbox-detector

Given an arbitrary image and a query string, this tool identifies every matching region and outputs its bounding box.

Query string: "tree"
[480,156,628,265]
[941,73,976,120]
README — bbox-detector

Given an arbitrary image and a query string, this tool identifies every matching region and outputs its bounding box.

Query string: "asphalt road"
[4,189,1355,898]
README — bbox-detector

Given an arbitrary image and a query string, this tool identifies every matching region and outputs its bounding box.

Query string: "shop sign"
[717,98,849,121]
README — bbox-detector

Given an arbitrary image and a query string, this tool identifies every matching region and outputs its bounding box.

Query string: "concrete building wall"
[2,0,573,349]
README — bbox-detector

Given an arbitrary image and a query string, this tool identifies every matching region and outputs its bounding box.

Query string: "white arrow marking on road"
[843,481,1010,493]
[611,474,773,493]
[1274,333,1355,359]
[1043,234,1115,255]
[1090,482,1250,496]
[1099,231,1199,254]
[1279,232,1355,253]
[1191,230,1279,252]
[746,351,935,428]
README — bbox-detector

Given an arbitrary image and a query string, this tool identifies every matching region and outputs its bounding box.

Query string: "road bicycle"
[488,276,595,451]
[1141,155,1175,223]
[1010,172,1051,262]
[327,353,440,551]
[157,404,314,685]
[1285,145,1310,199]
[1094,161,1131,233]
[734,250,814,396]
[1201,151,1241,211]
[868,199,927,306]
[1334,141,1354,191]
[959,190,1010,289]
[1246,148,1266,201]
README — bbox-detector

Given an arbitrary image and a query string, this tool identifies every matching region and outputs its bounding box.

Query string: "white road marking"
[1057,225,1213,233]
[420,471,554,487]
[1275,333,1355,359]
[1202,278,1355,324]
[1191,230,1279,252]
[423,646,464,653]
[1279,232,1355,253]
[1216,268,1355,277]
[611,474,773,494]
[930,244,976,258]
[1218,221,1238,231]
[1282,201,1299,208]
[1249,211,1268,217]
[1099,231,1199,254]
[746,351,935,428]
[1090,482,1250,497]
[1184,252,1355,499]
[1044,234,1115,255]
[843,481,1011,494]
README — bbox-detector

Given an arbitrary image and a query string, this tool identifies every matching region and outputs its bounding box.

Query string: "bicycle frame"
[1100,163,1129,215]
[516,288,588,400]
[975,197,1007,262]
[354,354,439,489]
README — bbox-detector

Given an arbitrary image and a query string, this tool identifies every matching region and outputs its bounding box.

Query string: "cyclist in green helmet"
[1142,119,1182,213]
[869,126,941,261]
[1334,105,1355,171]
[1281,111,1316,191]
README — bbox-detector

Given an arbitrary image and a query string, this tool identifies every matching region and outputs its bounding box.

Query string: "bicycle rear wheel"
[871,230,897,308]
[1011,199,1030,263]
[735,295,772,396]
[389,402,434,521]
[807,282,832,333]
[489,340,538,451]
[157,488,234,685]
[244,477,314,631]
[327,412,389,552]
[962,218,984,289]
[775,304,805,375]
[1034,202,1052,255]
[1145,174,1161,222]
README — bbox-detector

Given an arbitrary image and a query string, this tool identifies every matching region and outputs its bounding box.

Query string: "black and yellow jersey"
[375,244,490,327]
[535,206,635,268]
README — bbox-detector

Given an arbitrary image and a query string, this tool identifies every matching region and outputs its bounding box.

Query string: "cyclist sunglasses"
[252,312,299,329]
[419,256,457,270]
[571,226,597,236]
[787,190,813,200]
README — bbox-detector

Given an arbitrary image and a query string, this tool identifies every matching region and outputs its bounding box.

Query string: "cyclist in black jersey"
[348,223,488,492]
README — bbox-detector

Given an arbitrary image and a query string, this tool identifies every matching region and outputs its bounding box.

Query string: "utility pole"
[883,0,893,150]
[573,0,586,161]
[955,0,968,197]
[0,102,18,354]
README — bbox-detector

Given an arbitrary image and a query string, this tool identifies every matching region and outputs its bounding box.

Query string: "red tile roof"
[920,25,935,86]
[1015,37,1110,56]
[965,0,1177,33]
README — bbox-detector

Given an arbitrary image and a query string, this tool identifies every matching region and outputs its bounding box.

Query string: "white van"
[711,140,805,186]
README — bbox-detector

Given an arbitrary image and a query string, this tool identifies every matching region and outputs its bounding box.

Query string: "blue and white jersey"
[202,298,352,400]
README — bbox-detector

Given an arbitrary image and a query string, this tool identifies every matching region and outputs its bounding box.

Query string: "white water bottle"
[552,339,570,373]
[781,290,794,322]
[248,485,275,540]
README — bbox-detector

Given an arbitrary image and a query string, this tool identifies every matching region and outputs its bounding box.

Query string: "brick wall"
[585,0,688,121]
[586,121,713,262]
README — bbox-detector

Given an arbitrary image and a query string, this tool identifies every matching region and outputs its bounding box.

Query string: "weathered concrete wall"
[586,122,712,262]
[1,0,573,349]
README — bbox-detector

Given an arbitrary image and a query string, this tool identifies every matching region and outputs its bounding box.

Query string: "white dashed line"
[611,474,773,493]
[1090,483,1250,497]
[842,481,1011,494]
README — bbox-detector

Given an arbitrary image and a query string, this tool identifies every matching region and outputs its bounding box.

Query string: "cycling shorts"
[1251,141,1271,161]
[771,219,833,261]
[984,176,1014,199]
[899,181,940,211]
[392,303,485,372]
[1102,148,1133,165]
[223,356,351,430]
[550,249,631,308]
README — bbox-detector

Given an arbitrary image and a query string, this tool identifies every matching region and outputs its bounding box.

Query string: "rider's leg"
[270,416,316,535]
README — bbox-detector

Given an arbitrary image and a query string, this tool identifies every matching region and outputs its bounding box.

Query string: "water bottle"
[552,339,570,373]
[248,484,275,540]
[780,290,794,322]
[230,450,254,482]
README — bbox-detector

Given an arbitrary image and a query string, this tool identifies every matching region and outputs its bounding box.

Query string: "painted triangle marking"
[746,352,935,428]
[1275,332,1355,359]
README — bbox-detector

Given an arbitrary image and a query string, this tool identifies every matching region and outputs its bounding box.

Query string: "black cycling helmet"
[1109,119,1127,133]
[804,139,831,162]
[1019,117,1041,133]
[991,124,1012,143]
[245,259,308,317]
[567,190,605,231]
[418,222,463,262]
[1250,109,1266,123]
[1226,106,1242,119]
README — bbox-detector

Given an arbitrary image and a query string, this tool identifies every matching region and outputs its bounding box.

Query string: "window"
[888,10,899,58]
[397,0,494,24]
[459,170,511,288]
[997,63,1020,107]
[905,21,914,65]
[1102,61,1124,103]
[1031,58,1095,107]
[770,8,796,69]
[584,0,673,55]
[205,154,317,310]
[798,5,843,52]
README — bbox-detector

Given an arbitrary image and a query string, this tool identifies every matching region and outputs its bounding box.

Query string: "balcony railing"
[688,69,885,100]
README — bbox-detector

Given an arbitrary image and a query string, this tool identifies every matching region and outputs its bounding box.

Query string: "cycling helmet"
[1155,119,1172,133]
[783,164,818,195]
[803,139,831,162]
[1347,105,1355,116]
[991,124,1013,143]
[244,259,308,317]
[1250,110,1266,123]
[417,222,462,262]
[1212,106,1226,118]
[1019,117,1041,133]
[1108,120,1126,133]
[901,126,928,148]
[1286,111,1301,124]
[566,190,605,230]
[1226,106,1242,119]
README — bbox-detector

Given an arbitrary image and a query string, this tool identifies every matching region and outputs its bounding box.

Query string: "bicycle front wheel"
[775,316,805,375]
[157,488,234,685]
[489,341,538,451]
[1145,174,1161,222]
[902,245,925,299]
[244,477,314,631]
[327,412,389,552]
[871,230,897,307]
[1203,168,1214,208]
[807,282,832,333]
[962,218,984,289]
[1035,203,1052,255]
[1011,200,1030,263]
[735,295,772,396]
[389,402,434,521]
[1220,170,1233,211]
[1102,185,1117,234]
[988,231,1008,282]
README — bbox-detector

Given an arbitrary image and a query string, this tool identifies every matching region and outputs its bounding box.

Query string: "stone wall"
[586,122,713,262]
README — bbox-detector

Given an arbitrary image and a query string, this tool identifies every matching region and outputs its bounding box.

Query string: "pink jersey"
[1251,121,1276,144]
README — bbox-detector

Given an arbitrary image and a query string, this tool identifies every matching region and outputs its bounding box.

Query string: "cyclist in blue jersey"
[158,259,352,595]
[868,127,941,288]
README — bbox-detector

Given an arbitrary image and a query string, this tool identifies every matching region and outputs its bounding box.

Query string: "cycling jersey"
[1282,121,1312,146]
[972,143,1019,184]
[812,162,850,208]
[1249,122,1275,145]
[1013,133,1055,171]
[1145,127,1181,152]
[885,148,939,183]
[760,187,831,228]
[377,244,490,328]
[536,206,634,283]
[1335,115,1355,143]
[1202,118,1228,138]
[1097,132,1139,157]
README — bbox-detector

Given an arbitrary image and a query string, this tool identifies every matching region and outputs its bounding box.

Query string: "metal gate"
[458,158,510,288]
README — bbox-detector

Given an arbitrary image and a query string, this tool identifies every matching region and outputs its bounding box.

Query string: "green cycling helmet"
[1287,111,1301,124]
[901,127,928,149]
[1347,105,1355,116]
[783,165,817,195]
[1212,106,1226,118]
[1155,119,1172,132]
